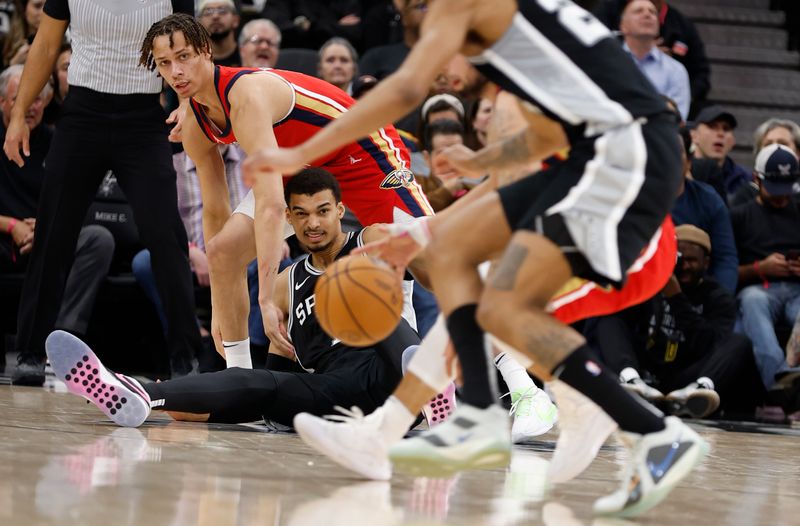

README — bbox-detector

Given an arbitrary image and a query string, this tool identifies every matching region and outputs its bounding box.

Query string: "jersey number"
[295,295,316,326]
[536,0,610,47]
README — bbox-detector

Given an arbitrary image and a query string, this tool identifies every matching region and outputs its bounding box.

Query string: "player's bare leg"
[205,213,257,368]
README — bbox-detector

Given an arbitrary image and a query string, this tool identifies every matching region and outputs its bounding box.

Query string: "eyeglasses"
[244,36,280,48]
[200,7,233,17]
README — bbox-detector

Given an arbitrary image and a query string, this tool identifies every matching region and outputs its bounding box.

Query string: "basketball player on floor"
[138,14,433,371]
[44,170,430,430]
[243,0,708,517]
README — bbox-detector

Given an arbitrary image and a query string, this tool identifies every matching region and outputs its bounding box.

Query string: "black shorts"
[497,114,681,288]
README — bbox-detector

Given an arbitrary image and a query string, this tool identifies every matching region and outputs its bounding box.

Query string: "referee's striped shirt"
[43,0,194,95]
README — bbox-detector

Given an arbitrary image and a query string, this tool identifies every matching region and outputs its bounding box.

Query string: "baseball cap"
[676,224,711,254]
[754,143,800,197]
[197,0,236,15]
[692,105,737,129]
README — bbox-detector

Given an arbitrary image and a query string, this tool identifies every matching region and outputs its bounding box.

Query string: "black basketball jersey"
[469,0,667,142]
[286,230,416,373]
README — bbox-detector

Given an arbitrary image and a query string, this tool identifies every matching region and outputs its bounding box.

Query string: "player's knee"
[476,294,509,335]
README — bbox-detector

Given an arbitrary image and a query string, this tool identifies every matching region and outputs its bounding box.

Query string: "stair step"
[670,3,784,27]
[705,44,800,68]
[696,23,788,50]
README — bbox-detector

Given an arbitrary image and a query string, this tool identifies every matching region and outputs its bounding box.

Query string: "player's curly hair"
[139,13,213,71]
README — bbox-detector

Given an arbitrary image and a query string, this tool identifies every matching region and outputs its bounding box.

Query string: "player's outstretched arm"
[242,0,474,176]
[229,74,295,355]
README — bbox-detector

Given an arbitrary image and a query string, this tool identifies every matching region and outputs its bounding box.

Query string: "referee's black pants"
[15,87,201,375]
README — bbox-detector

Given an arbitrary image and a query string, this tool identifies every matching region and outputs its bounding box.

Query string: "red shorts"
[547,216,677,324]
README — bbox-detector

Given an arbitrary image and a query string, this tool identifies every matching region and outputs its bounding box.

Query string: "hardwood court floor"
[0,385,798,526]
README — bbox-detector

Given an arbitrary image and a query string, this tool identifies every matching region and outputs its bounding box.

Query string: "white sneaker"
[389,403,511,477]
[620,368,665,401]
[593,416,709,517]
[45,330,151,428]
[546,380,618,484]
[665,380,720,418]
[294,406,392,481]
[501,386,558,443]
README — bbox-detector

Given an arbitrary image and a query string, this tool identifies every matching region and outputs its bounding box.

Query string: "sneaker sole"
[547,409,617,484]
[45,331,150,428]
[390,442,511,478]
[597,436,710,518]
[294,413,391,481]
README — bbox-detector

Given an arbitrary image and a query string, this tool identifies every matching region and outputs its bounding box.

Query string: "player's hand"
[243,147,306,178]
[437,144,481,178]
[262,300,295,356]
[166,100,188,143]
[188,245,210,287]
[3,115,31,167]
[759,253,791,278]
[353,223,428,278]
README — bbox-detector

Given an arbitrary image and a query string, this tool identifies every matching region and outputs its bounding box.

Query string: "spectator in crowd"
[417,119,473,212]
[672,129,738,292]
[730,118,800,206]
[197,0,240,67]
[620,0,690,120]
[586,224,758,418]
[3,0,202,385]
[317,37,357,95]
[260,0,363,52]
[690,105,751,204]
[3,0,44,67]
[359,0,424,81]
[0,65,114,351]
[594,0,710,108]
[42,42,68,124]
[732,144,800,391]
[238,18,281,69]
[464,97,492,150]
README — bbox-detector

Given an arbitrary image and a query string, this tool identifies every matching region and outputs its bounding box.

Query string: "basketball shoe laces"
[501,386,547,420]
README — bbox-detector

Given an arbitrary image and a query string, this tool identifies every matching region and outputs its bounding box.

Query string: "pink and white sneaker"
[422,382,457,427]
[45,330,152,428]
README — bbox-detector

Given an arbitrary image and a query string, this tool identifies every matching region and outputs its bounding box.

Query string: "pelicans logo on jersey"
[380,168,415,190]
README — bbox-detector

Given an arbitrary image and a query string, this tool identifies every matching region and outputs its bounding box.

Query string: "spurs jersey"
[189,66,432,224]
[286,231,416,373]
[469,0,667,141]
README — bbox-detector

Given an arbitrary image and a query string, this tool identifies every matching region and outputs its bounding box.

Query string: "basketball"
[314,255,404,346]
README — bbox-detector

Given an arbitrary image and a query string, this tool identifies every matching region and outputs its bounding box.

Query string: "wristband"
[6,218,16,235]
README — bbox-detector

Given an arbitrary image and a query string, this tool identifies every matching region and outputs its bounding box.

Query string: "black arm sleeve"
[171,0,195,16]
[43,0,69,20]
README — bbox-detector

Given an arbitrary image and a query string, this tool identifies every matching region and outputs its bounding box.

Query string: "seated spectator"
[2,0,43,67]
[260,0,363,52]
[317,37,358,95]
[690,106,751,204]
[416,119,474,212]
[594,0,710,108]
[586,224,759,418]
[197,0,241,67]
[239,18,282,69]
[672,129,738,292]
[732,144,800,390]
[464,97,492,150]
[0,64,114,384]
[43,42,69,125]
[359,0,424,81]
[620,0,690,120]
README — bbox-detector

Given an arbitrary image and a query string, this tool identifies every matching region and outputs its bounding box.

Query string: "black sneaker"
[11,355,46,386]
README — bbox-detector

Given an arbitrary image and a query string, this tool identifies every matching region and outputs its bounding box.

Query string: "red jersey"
[189,66,433,224]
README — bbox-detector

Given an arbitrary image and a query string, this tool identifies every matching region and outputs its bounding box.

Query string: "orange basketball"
[315,255,404,346]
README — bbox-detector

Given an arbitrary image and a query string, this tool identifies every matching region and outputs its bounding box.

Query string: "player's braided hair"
[139,13,213,71]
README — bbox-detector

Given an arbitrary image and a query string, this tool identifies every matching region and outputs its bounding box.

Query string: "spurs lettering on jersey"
[295,295,316,326]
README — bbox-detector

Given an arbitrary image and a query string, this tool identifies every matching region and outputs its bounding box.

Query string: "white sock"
[378,395,417,445]
[223,338,252,369]
[494,352,537,393]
